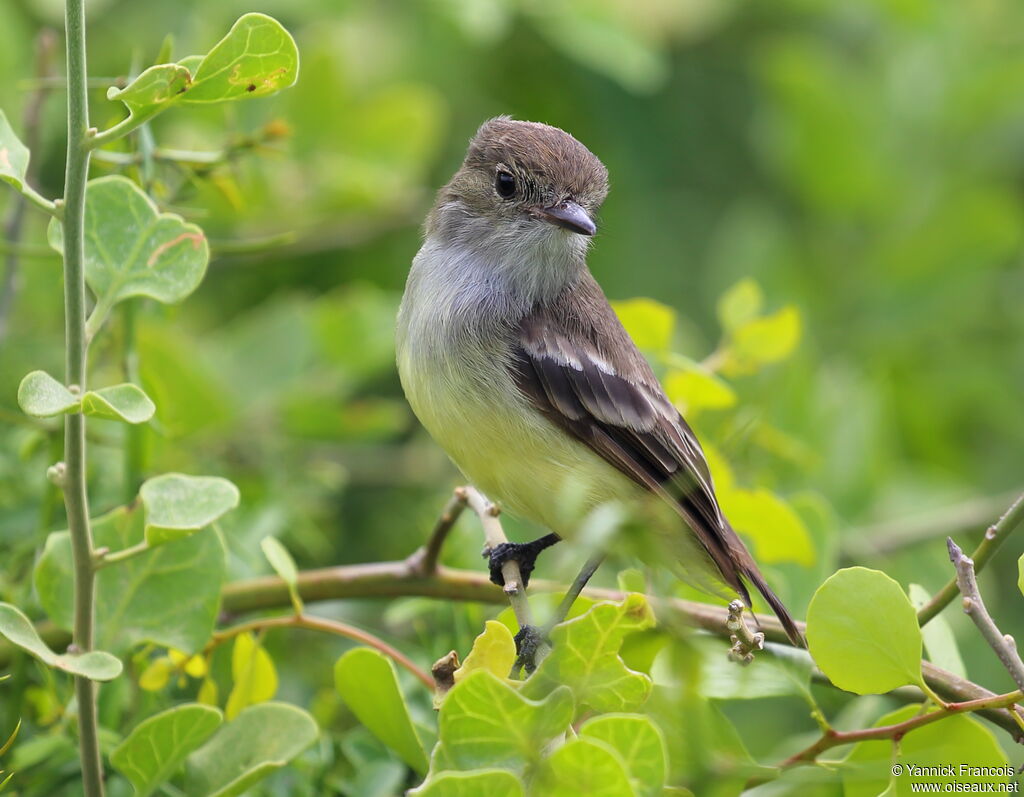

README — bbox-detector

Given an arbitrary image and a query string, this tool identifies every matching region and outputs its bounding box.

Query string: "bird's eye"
[495,170,516,199]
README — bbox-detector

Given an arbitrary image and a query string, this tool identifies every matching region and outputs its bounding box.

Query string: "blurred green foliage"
[1,0,1023,793]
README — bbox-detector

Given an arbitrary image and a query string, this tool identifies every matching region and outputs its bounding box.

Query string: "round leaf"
[533,736,637,797]
[47,176,209,310]
[0,603,121,681]
[611,298,675,352]
[409,769,524,797]
[579,714,667,796]
[81,383,156,424]
[717,278,764,332]
[140,472,240,546]
[335,648,428,774]
[453,620,516,684]
[0,110,30,193]
[17,371,79,418]
[806,567,923,694]
[111,704,223,797]
[105,63,191,124]
[182,13,299,104]
[185,702,318,797]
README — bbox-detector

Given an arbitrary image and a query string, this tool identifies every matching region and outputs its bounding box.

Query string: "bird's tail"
[743,566,804,648]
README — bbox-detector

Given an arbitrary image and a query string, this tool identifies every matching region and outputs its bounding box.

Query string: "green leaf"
[104,14,297,130]
[225,632,277,720]
[908,583,966,678]
[716,278,763,332]
[611,298,675,352]
[532,736,637,797]
[105,63,191,125]
[806,567,923,694]
[335,648,428,774]
[722,305,801,375]
[0,110,30,193]
[259,537,303,614]
[453,620,516,684]
[34,504,225,654]
[140,473,240,546]
[111,704,223,797]
[47,176,209,312]
[579,714,667,797]
[663,368,737,412]
[842,704,1009,797]
[185,702,318,797]
[0,603,121,681]
[138,657,173,692]
[80,383,156,424]
[524,594,655,714]
[181,13,299,104]
[717,486,815,566]
[436,670,573,773]
[17,371,79,418]
[1018,553,1023,599]
[409,769,524,797]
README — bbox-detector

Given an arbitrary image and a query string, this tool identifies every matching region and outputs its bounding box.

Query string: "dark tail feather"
[744,568,804,647]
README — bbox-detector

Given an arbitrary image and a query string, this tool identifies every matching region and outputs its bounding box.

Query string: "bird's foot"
[484,533,561,589]
[512,624,548,676]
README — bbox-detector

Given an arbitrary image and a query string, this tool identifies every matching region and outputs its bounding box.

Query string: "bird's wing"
[509,273,751,600]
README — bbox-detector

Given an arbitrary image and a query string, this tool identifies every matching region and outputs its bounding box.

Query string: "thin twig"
[405,489,467,576]
[750,688,1024,786]
[205,614,433,690]
[541,552,605,637]
[947,538,1024,694]
[463,486,535,629]
[917,492,1024,626]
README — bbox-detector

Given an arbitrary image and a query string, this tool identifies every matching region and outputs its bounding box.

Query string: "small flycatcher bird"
[397,117,802,646]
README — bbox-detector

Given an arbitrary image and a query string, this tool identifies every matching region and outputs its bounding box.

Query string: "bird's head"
[428,118,609,266]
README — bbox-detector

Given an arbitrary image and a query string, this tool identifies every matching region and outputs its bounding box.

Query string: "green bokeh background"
[1,0,1022,793]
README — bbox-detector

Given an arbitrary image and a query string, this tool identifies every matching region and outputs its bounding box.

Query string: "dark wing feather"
[511,273,803,646]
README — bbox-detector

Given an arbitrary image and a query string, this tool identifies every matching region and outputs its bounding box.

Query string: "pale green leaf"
[611,298,675,352]
[723,305,801,375]
[259,537,303,614]
[140,473,239,546]
[111,704,222,797]
[524,594,656,714]
[80,383,155,424]
[105,63,191,123]
[806,568,923,695]
[453,620,516,684]
[34,504,225,654]
[663,368,737,412]
[908,583,966,679]
[138,657,173,692]
[409,769,524,797]
[533,736,637,797]
[185,702,318,797]
[436,670,573,773]
[0,110,30,193]
[17,371,79,418]
[1018,553,1023,599]
[843,705,1008,796]
[717,486,815,566]
[335,648,428,774]
[579,714,667,797]
[226,632,277,720]
[181,14,299,104]
[716,278,763,332]
[0,603,121,681]
[48,176,209,310]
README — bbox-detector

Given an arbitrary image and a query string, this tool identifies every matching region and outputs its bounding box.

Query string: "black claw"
[513,624,546,675]
[485,534,560,588]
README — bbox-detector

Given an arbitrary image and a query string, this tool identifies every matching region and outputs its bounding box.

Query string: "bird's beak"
[537,200,597,236]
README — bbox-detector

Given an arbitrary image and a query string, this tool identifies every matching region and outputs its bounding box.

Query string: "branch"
[917,492,1024,626]
[463,486,535,630]
[205,614,433,691]
[404,488,467,576]
[947,538,1024,694]
[769,688,1022,777]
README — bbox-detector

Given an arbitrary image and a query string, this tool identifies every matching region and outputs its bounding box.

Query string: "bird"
[396,117,802,648]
